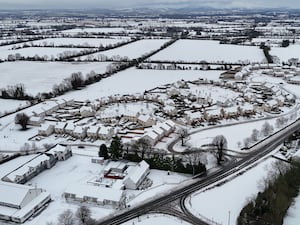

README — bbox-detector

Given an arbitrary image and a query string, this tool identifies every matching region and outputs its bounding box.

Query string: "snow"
[23,37,130,47]
[186,157,277,225]
[83,39,170,60]
[284,191,300,225]
[0,99,29,115]
[0,47,89,60]
[61,27,127,34]
[150,40,266,63]
[270,45,300,62]
[0,61,111,96]
[58,68,223,101]
[122,214,191,225]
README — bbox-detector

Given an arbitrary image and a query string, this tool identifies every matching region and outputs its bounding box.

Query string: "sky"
[0,0,300,9]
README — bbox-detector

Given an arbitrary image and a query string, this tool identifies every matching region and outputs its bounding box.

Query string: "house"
[80,106,95,117]
[64,184,125,208]
[38,124,54,136]
[28,116,43,126]
[0,182,51,223]
[73,126,88,139]
[104,161,127,176]
[87,126,100,139]
[65,123,75,135]
[160,120,176,136]
[141,131,159,146]
[54,122,67,134]
[47,145,72,161]
[152,126,165,139]
[137,114,155,127]
[123,160,150,190]
[98,126,114,140]
[122,111,139,122]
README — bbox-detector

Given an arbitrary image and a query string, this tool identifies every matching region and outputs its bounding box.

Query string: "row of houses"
[38,122,115,140]
[142,120,176,146]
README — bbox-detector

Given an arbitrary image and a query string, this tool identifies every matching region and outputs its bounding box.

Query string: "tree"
[99,144,109,159]
[69,72,84,90]
[212,135,227,165]
[251,129,260,142]
[261,121,274,137]
[178,128,189,146]
[132,138,151,159]
[109,136,123,160]
[76,206,91,225]
[15,113,29,130]
[58,209,75,225]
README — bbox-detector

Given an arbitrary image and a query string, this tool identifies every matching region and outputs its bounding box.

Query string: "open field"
[150,40,266,63]
[270,44,300,62]
[0,61,111,96]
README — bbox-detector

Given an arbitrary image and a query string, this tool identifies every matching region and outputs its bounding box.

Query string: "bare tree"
[15,113,29,130]
[132,138,151,159]
[58,209,75,225]
[243,137,252,148]
[178,128,189,146]
[251,129,260,142]
[212,135,227,165]
[261,121,274,137]
[76,206,92,225]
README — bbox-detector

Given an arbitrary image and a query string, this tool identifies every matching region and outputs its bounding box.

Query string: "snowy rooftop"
[124,160,149,185]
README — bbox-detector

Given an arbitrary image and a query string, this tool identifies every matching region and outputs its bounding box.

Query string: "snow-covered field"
[0,47,90,60]
[122,214,191,225]
[58,68,223,101]
[186,157,277,225]
[185,118,280,151]
[284,191,300,225]
[23,37,130,47]
[0,99,29,115]
[61,27,127,34]
[0,61,111,96]
[82,39,169,60]
[150,40,266,63]
[270,44,300,62]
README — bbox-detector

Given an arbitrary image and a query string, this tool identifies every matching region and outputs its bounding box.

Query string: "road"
[98,118,300,225]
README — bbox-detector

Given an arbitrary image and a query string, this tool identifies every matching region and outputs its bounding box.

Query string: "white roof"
[65,123,75,130]
[65,184,124,202]
[143,131,159,140]
[165,120,176,127]
[0,182,37,207]
[88,126,100,134]
[138,114,152,123]
[47,145,67,154]
[55,122,67,129]
[29,116,42,122]
[124,160,149,185]
[99,126,112,135]
[152,126,164,136]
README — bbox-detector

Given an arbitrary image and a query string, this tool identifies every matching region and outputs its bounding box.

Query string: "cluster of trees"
[47,206,97,225]
[241,121,274,149]
[136,63,226,71]
[0,84,34,100]
[237,160,300,225]
[99,136,206,175]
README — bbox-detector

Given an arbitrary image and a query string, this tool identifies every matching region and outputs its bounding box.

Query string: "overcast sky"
[1,0,299,9]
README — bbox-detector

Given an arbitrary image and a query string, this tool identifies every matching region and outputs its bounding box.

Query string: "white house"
[87,126,100,139]
[54,122,67,134]
[123,160,150,190]
[159,120,176,136]
[137,114,156,127]
[0,182,51,223]
[64,184,125,208]
[47,145,72,161]
[80,106,95,118]
[38,124,54,136]
[98,126,114,140]
[28,116,43,126]
[65,123,75,135]
[141,131,159,146]
[73,126,88,139]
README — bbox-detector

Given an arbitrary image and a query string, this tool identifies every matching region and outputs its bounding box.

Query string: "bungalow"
[0,182,51,223]
[123,160,150,190]
[64,184,125,208]
[38,124,54,137]
[3,154,51,184]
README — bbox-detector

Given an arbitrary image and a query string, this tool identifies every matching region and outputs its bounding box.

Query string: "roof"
[138,114,152,123]
[0,182,38,207]
[124,160,149,185]
[88,126,100,134]
[47,145,67,154]
[65,184,124,202]
[55,122,67,129]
